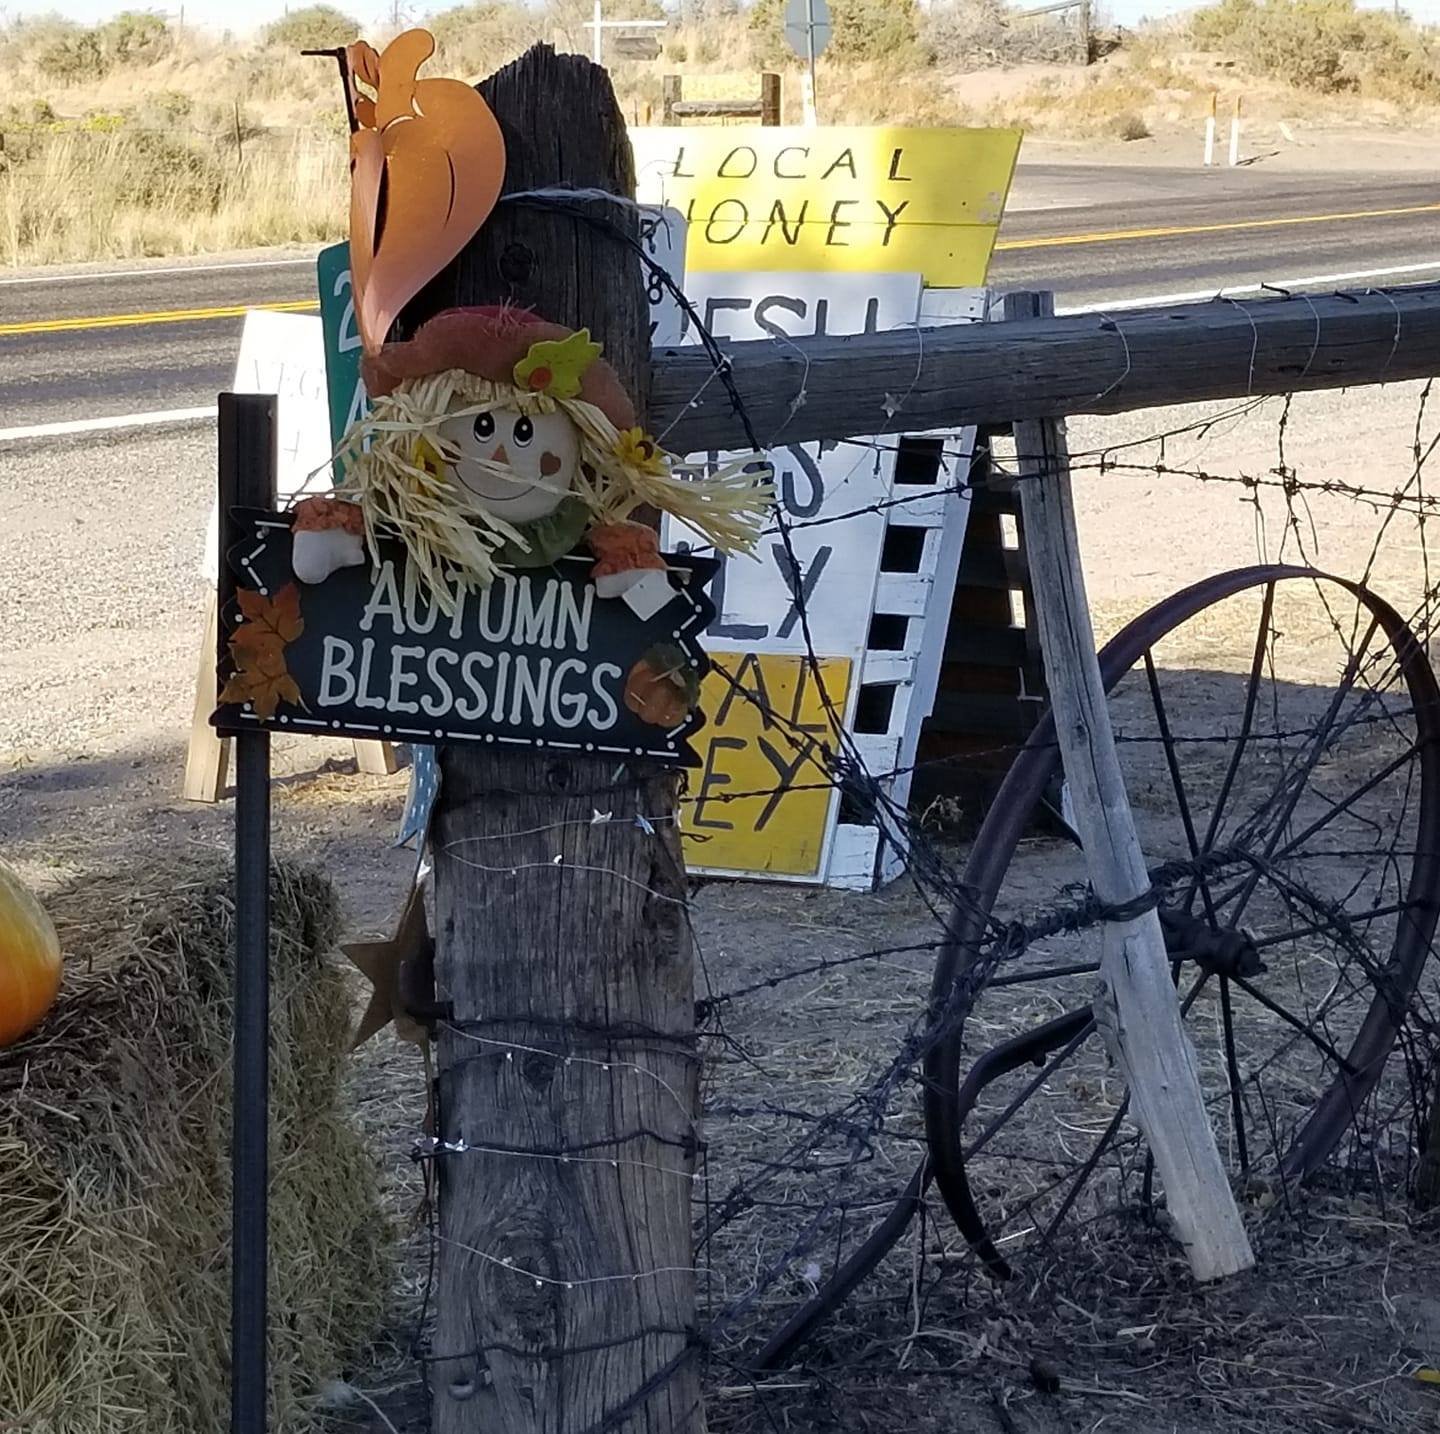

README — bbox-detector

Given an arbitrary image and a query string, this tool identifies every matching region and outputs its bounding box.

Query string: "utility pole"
[403,45,704,1434]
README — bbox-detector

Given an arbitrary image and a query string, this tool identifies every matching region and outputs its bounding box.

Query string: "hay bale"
[0,858,390,1432]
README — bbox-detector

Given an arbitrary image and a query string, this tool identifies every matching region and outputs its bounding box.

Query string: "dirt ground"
[6,380,1440,1431]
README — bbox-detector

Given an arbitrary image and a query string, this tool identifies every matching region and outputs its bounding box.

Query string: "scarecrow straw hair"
[0,858,390,1432]
[335,368,772,614]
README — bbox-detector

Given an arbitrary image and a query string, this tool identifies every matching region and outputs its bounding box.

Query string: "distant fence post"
[661,71,682,124]
[660,72,782,125]
[761,70,782,126]
[1204,91,1217,166]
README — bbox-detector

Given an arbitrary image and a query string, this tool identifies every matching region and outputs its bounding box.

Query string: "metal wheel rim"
[924,564,1440,1277]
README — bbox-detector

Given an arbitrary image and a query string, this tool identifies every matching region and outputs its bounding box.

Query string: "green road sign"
[316,242,368,464]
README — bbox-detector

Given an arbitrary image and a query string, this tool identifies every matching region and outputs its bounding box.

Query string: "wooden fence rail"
[652,284,1440,454]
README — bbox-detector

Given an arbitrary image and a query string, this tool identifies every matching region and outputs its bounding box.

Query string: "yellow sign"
[629,125,1023,286]
[683,652,853,879]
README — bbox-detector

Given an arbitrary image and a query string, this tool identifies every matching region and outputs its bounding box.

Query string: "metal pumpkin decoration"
[0,857,62,1048]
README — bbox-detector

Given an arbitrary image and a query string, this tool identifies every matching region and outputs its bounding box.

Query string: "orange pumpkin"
[0,857,62,1048]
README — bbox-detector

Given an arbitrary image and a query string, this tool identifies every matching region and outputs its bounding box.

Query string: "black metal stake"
[218,392,278,1434]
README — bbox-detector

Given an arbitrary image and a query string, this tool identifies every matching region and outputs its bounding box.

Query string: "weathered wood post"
[406,46,704,1433]
[661,71,681,124]
[1008,291,1255,1281]
[760,71,782,126]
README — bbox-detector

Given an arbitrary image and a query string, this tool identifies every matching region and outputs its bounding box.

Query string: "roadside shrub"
[1191,0,1440,98]
[262,4,360,52]
[429,2,533,76]
[98,11,172,66]
[1113,110,1150,139]
[925,0,1089,66]
[749,0,925,65]
[112,128,225,209]
[27,10,172,81]
[34,22,104,83]
[139,89,194,126]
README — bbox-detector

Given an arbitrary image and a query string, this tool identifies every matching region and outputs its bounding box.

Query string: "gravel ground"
[5,381,1440,1432]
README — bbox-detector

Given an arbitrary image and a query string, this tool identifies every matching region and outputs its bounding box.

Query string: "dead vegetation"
[0,0,1437,266]
[0,858,390,1433]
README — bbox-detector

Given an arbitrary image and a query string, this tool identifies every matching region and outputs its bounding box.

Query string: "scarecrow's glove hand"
[292,496,366,585]
[588,520,666,599]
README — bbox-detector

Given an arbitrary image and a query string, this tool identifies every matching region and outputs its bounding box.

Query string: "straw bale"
[0,857,390,1432]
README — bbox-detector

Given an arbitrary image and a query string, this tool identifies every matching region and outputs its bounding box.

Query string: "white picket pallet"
[815,285,996,889]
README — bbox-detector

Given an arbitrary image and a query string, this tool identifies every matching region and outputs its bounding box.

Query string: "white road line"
[1056,260,1440,314]
[0,406,212,443]
[6,259,1439,446]
[0,255,317,286]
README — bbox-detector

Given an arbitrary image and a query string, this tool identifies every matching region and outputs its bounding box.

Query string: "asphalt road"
[1,163,1436,433]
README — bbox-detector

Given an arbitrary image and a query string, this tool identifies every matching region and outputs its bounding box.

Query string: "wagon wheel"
[924,564,1440,1278]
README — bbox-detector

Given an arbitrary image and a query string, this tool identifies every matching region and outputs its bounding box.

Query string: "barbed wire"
[335,202,1440,1432]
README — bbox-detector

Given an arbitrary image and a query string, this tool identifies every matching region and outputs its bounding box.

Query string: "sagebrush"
[1,0,1438,266]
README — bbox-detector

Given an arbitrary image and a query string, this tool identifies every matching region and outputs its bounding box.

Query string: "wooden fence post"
[1007,291,1255,1282]
[760,70,782,125]
[409,46,703,1432]
[661,72,681,124]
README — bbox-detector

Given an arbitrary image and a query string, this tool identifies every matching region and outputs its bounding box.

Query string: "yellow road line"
[994,200,1440,252]
[5,198,1437,333]
[0,298,319,337]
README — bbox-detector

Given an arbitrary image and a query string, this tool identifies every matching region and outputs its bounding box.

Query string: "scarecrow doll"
[289,305,770,613]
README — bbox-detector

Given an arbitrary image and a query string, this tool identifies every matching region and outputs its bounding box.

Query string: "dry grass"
[0,857,391,1433]
[0,0,1437,266]
[0,126,345,267]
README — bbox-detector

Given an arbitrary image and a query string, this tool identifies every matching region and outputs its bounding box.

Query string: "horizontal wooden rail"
[651,284,1440,454]
[667,99,766,117]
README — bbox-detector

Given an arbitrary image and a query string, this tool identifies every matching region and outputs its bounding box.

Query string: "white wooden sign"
[664,270,923,662]
[202,310,331,579]
[641,206,688,347]
[659,270,981,888]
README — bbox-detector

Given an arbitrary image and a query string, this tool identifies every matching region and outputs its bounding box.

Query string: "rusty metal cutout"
[345,30,506,356]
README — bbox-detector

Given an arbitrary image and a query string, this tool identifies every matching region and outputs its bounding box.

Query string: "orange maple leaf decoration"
[345,30,506,356]
[220,584,305,721]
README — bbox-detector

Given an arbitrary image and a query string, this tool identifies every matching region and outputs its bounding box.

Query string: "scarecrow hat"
[361,305,637,431]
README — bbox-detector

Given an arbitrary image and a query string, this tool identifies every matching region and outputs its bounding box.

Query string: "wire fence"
[340,213,1440,1434]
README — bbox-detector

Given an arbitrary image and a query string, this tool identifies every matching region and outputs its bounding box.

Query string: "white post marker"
[1229,95,1242,167]
[1203,91,1217,167]
[582,2,666,67]
[784,0,831,127]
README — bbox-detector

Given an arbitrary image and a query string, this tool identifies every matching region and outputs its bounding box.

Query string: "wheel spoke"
[1229,973,1360,1076]
[1248,900,1414,952]
[988,960,1102,990]
[1270,745,1421,863]
[1196,580,1275,864]
[963,1023,1094,1160]
[1039,1095,1132,1246]
[1225,616,1382,928]
[1219,977,1251,1176]
[1144,651,1220,922]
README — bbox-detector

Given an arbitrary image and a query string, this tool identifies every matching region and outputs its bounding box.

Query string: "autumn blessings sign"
[212,511,720,764]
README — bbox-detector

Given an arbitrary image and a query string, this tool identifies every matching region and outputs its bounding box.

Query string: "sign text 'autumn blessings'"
[212,511,718,765]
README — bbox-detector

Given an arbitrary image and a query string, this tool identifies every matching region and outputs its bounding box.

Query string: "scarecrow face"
[437,405,581,525]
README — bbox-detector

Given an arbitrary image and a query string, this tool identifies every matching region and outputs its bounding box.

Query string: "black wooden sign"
[212,508,718,765]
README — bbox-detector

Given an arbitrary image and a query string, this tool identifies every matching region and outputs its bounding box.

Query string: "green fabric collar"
[491,496,591,570]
